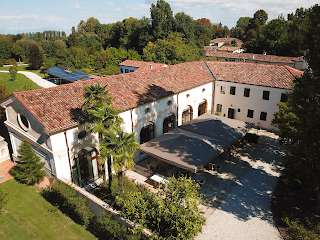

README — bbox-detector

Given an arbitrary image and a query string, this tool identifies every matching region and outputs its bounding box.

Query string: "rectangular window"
[260,111,267,121]
[280,93,287,102]
[216,104,222,112]
[130,70,134,72]
[262,91,270,100]
[244,88,250,97]
[247,109,254,118]
[220,86,225,94]
[120,68,123,73]
[125,69,129,73]
[230,86,236,95]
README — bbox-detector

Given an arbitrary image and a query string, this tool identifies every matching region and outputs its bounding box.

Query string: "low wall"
[58,177,152,237]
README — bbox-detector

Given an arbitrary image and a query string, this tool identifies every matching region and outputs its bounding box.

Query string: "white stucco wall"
[214,80,288,130]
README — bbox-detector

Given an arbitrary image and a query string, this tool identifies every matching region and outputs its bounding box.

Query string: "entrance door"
[72,147,99,187]
[228,108,235,119]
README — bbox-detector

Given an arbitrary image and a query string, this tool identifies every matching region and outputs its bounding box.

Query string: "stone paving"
[0,159,14,184]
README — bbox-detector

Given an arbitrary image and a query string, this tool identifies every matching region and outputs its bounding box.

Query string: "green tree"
[236,16,251,31]
[10,139,46,184]
[272,4,320,209]
[29,44,44,70]
[150,0,174,40]
[0,83,9,118]
[100,126,139,194]
[12,38,35,60]
[143,32,202,65]
[230,27,244,40]
[82,83,122,188]
[9,65,17,80]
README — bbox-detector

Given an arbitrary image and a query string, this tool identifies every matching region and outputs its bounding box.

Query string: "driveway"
[0,71,56,88]
[195,130,286,240]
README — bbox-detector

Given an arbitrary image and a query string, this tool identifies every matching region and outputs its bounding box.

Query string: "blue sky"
[0,0,317,35]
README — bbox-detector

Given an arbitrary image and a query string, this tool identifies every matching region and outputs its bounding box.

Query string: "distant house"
[205,51,305,70]
[119,60,166,74]
[209,38,243,47]
[44,66,97,84]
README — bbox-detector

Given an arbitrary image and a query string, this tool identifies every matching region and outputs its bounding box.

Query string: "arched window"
[182,106,193,124]
[163,114,174,133]
[198,100,207,116]
[140,122,154,144]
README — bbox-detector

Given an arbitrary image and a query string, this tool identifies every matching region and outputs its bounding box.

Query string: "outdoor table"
[149,161,160,172]
[150,173,169,189]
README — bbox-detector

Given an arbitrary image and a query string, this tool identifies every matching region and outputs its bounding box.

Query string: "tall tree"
[29,44,44,70]
[0,84,9,118]
[10,139,45,184]
[100,126,139,194]
[150,0,174,40]
[82,83,122,188]
[9,65,17,80]
[272,4,320,209]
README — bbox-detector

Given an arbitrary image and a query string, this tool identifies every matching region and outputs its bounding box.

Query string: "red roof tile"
[205,61,302,89]
[119,60,166,72]
[12,61,212,134]
[206,51,302,63]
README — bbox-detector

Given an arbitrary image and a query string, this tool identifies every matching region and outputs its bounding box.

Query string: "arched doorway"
[182,106,193,124]
[163,114,175,134]
[198,100,207,116]
[72,147,99,187]
[140,122,155,144]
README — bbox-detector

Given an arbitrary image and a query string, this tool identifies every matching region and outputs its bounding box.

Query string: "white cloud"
[115,7,121,11]
[70,3,82,10]
[107,2,115,6]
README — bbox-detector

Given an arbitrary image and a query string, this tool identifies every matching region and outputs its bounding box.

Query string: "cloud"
[107,2,115,6]
[115,7,121,11]
[70,3,82,10]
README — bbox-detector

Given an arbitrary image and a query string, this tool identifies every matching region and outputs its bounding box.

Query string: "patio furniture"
[149,161,161,173]
[206,163,216,171]
[150,173,169,189]
[192,174,206,188]
[167,167,178,177]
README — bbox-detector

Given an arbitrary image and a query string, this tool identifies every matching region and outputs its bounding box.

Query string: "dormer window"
[167,100,172,106]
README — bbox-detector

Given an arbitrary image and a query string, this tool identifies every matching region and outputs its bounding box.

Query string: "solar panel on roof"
[45,66,89,82]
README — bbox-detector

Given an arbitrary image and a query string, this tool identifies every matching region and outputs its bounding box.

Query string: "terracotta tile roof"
[217,46,242,52]
[206,51,302,63]
[12,61,212,134]
[204,61,302,89]
[210,38,243,47]
[119,60,166,72]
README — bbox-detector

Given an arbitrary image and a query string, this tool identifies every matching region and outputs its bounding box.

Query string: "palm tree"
[100,126,140,193]
[82,83,122,188]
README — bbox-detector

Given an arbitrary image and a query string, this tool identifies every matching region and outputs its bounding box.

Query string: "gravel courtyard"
[195,129,287,240]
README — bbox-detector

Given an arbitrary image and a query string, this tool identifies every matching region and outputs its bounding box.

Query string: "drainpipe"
[176,94,179,127]
[130,109,134,133]
[64,131,72,181]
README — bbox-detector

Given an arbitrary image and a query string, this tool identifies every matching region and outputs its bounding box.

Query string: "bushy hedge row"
[42,181,144,239]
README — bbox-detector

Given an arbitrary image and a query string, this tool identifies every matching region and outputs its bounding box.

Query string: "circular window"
[17,113,30,131]
[78,130,87,139]
[238,108,241,112]
[167,100,172,106]
[145,108,150,114]
[186,94,190,98]
[202,88,206,93]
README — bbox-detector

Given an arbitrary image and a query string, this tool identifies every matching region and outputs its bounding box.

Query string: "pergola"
[139,113,253,173]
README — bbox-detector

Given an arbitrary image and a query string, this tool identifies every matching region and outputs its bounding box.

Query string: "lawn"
[0,180,97,240]
[0,72,42,95]
[0,65,45,78]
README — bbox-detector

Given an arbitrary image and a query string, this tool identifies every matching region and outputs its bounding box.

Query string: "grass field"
[0,180,97,240]
[0,66,45,78]
[0,72,42,95]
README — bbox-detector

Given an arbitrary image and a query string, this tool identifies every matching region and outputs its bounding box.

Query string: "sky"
[0,0,317,35]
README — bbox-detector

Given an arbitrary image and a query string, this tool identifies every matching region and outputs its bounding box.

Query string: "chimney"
[150,65,153,69]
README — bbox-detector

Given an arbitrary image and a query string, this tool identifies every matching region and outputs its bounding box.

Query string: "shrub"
[5,58,17,65]
[90,211,143,240]
[116,176,205,239]
[42,181,94,226]
[288,225,319,240]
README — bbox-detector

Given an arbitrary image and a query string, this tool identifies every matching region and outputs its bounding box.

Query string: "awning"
[139,113,253,173]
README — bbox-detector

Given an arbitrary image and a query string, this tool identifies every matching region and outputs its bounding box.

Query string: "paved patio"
[0,159,14,184]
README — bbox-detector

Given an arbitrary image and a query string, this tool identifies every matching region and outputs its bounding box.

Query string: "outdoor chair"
[206,163,216,171]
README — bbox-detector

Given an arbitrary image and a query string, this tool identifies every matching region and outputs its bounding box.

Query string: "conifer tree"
[10,139,45,184]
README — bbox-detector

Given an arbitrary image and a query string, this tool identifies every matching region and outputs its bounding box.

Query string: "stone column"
[0,136,10,163]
